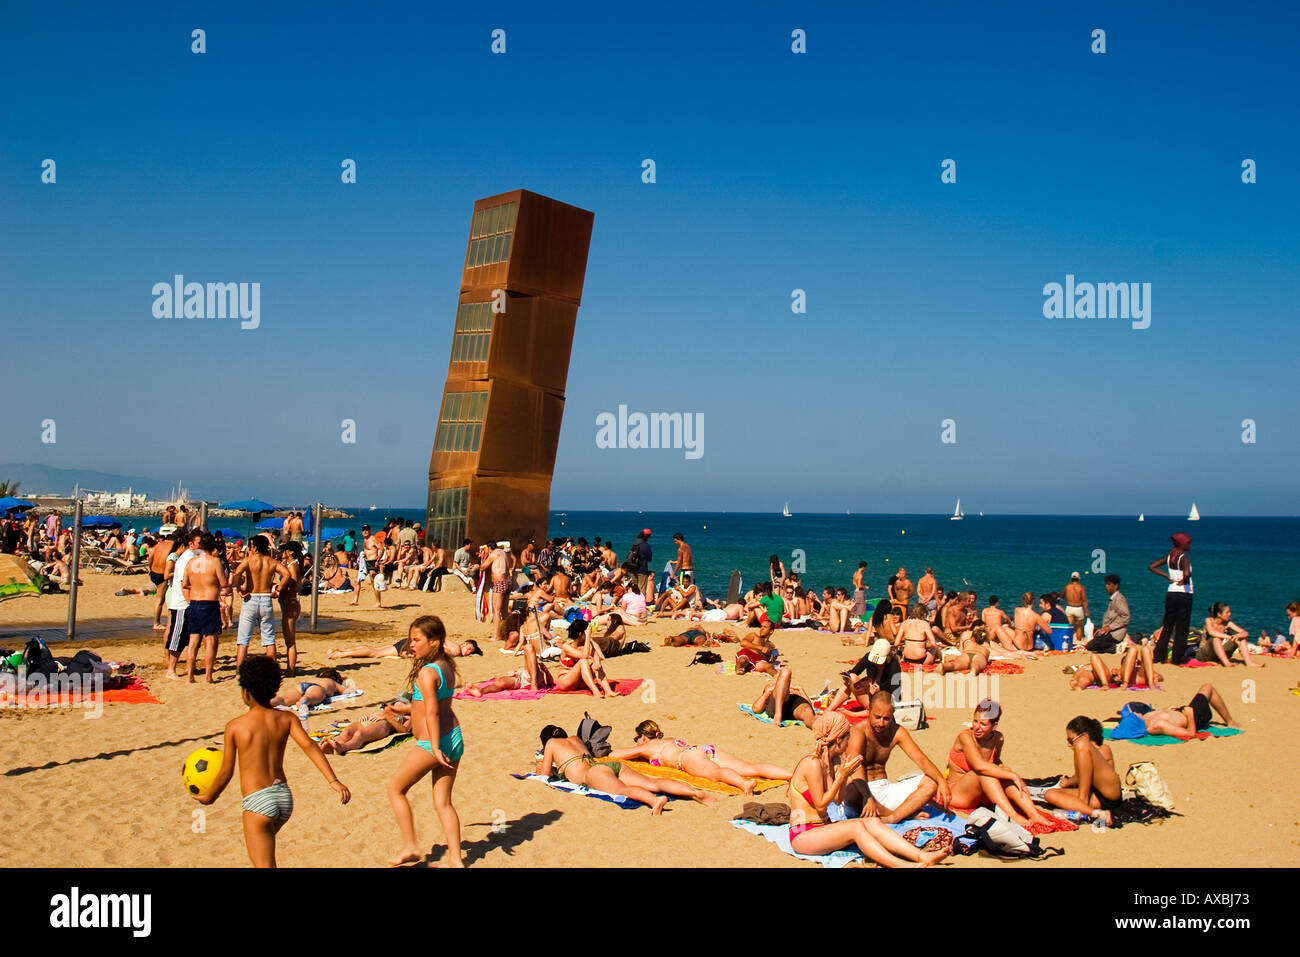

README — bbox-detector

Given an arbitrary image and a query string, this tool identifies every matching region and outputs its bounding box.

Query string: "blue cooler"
[1048,622,1074,651]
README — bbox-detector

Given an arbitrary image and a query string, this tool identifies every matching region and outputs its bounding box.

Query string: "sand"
[2,573,1298,868]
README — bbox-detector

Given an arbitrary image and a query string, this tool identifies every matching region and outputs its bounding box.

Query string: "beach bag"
[22,637,59,678]
[1124,761,1174,811]
[964,807,1042,858]
[64,650,107,676]
[623,640,651,655]
[902,826,955,854]
[577,712,613,758]
[894,699,928,730]
[689,651,722,666]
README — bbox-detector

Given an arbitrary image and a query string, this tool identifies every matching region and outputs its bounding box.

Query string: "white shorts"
[373,572,387,592]
[867,772,925,811]
[1066,605,1085,624]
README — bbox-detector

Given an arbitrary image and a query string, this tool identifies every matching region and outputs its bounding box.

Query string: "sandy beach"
[2,573,1297,868]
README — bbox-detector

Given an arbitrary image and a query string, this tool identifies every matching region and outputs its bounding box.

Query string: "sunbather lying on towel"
[662,626,716,647]
[1069,645,1162,690]
[320,697,412,754]
[464,641,555,695]
[327,638,480,660]
[1140,683,1238,740]
[945,700,1054,828]
[752,665,817,727]
[607,719,792,793]
[1043,716,1123,826]
[270,668,355,709]
[786,713,950,867]
[536,726,716,814]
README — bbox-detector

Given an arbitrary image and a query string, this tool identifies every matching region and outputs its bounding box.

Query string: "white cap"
[498,541,511,550]
[1070,571,1081,580]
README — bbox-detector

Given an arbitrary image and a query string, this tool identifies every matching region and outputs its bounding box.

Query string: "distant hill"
[0,463,195,500]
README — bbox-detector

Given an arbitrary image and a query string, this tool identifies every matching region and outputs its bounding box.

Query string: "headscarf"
[812,712,850,758]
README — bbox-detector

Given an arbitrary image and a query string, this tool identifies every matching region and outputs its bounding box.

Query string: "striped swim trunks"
[241,780,293,823]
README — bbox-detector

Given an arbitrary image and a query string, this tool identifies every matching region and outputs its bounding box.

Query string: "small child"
[201,656,350,867]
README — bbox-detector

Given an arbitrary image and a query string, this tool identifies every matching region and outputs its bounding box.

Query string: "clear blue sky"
[2,1,1296,514]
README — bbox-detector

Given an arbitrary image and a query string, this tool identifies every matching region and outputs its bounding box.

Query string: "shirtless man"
[916,567,937,619]
[149,534,175,630]
[229,534,293,667]
[889,567,914,617]
[277,542,304,676]
[941,593,970,639]
[347,525,381,607]
[735,618,780,674]
[549,565,573,604]
[980,596,1019,652]
[842,691,950,824]
[1063,572,1089,646]
[669,532,694,586]
[181,533,231,684]
[489,542,515,640]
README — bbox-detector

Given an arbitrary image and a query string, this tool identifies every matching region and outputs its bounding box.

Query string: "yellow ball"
[182,746,223,800]
[901,530,906,534]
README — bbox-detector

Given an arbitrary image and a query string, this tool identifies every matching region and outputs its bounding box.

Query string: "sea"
[107,509,1298,635]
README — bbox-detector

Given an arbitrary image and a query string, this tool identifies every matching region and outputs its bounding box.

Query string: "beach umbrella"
[215,528,245,539]
[254,517,285,531]
[0,496,35,515]
[315,527,346,541]
[220,498,278,513]
[81,515,122,529]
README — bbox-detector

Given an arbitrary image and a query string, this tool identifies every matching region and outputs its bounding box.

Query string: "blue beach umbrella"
[215,528,245,539]
[254,517,285,531]
[0,496,36,515]
[81,515,122,529]
[220,498,278,513]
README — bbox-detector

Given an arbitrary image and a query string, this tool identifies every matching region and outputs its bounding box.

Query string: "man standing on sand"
[917,567,937,619]
[489,541,515,639]
[165,529,203,679]
[149,534,175,631]
[287,512,305,544]
[669,532,694,587]
[841,691,950,823]
[230,534,293,667]
[347,524,381,608]
[630,530,652,593]
[1063,572,1089,646]
[1150,533,1194,664]
[890,567,914,617]
[852,562,869,619]
[181,532,230,684]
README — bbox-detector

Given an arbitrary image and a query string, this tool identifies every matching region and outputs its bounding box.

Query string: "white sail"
[782,503,792,517]
[1188,503,1200,521]
[1138,513,1144,522]
[950,498,964,520]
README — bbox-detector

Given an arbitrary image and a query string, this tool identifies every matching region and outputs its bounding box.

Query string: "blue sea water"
[116,509,1298,634]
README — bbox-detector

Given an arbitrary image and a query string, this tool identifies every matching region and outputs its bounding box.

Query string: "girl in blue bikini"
[388,615,464,866]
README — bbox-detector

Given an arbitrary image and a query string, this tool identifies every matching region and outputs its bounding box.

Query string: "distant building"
[426,190,594,549]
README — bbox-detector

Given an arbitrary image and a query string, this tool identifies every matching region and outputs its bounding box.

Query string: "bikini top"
[411,662,453,702]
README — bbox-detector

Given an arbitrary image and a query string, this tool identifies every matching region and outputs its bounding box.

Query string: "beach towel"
[885,807,984,849]
[355,731,412,754]
[738,703,803,727]
[1103,726,1243,746]
[0,675,160,707]
[900,661,1024,675]
[728,819,862,868]
[616,759,786,795]
[553,678,644,697]
[454,687,550,702]
[1179,660,1217,668]
[510,772,640,809]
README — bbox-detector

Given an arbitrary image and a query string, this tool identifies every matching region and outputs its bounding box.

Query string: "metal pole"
[199,501,208,531]
[310,502,322,631]
[66,499,83,640]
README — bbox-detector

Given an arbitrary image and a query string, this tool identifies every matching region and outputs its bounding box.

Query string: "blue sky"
[2,1,1297,514]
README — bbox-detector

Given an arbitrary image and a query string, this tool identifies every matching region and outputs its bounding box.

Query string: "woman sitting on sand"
[1140,683,1237,739]
[1196,603,1263,667]
[607,719,793,793]
[1012,593,1039,651]
[320,698,412,754]
[752,666,817,727]
[537,726,716,814]
[589,612,626,655]
[898,605,944,665]
[270,668,355,710]
[327,638,480,660]
[940,625,992,674]
[945,700,1054,829]
[828,639,901,713]
[787,713,950,867]
[555,620,618,697]
[1042,716,1123,826]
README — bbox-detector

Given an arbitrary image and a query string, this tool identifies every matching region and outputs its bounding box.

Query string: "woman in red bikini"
[608,719,792,794]
[786,713,951,867]
[945,700,1055,829]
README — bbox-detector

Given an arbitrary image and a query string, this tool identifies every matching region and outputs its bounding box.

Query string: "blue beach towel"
[737,703,804,727]
[728,820,862,868]
[510,772,640,809]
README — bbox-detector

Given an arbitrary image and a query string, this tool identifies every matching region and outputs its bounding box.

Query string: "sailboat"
[1138,513,1145,522]
[782,503,792,517]
[950,498,964,521]
[1188,503,1200,521]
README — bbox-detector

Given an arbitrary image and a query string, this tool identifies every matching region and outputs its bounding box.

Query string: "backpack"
[622,640,651,655]
[577,711,613,758]
[22,636,59,678]
[689,651,722,666]
[965,807,1050,858]
[65,650,106,676]
[1124,761,1174,811]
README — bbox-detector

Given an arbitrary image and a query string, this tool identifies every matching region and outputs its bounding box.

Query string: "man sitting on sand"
[841,691,951,824]
[734,619,780,674]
